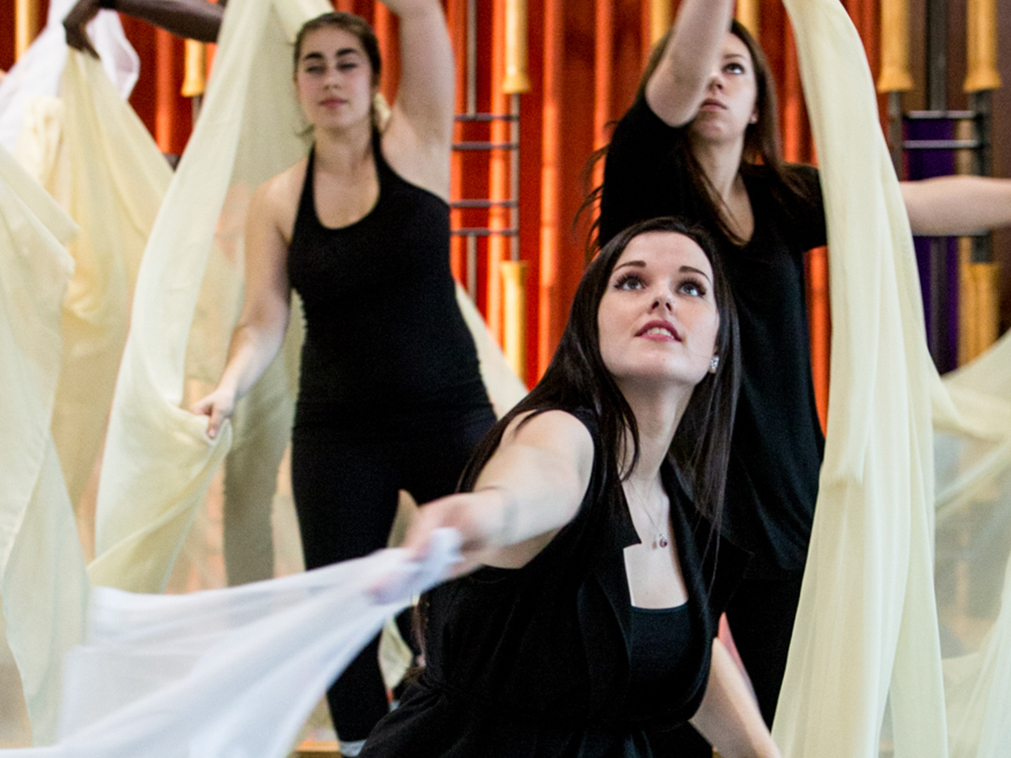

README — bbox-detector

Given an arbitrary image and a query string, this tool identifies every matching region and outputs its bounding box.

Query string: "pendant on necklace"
[656,534,669,549]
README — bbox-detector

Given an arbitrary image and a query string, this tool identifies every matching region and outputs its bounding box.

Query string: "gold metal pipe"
[736,0,760,39]
[650,0,671,47]
[503,0,531,94]
[965,0,1001,92]
[877,0,914,92]
[15,0,41,60]
[501,260,529,383]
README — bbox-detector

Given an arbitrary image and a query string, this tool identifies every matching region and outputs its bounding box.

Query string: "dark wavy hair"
[460,216,741,527]
[580,19,807,257]
[293,12,382,86]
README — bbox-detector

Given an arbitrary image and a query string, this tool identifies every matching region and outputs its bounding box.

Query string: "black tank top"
[624,604,702,716]
[287,133,488,428]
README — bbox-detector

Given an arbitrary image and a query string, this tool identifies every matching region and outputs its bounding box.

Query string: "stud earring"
[709,355,720,373]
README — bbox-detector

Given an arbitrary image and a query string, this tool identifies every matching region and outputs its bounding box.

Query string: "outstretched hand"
[190,386,237,440]
[401,489,511,574]
[64,0,102,58]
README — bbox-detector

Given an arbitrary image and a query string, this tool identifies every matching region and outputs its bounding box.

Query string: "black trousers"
[291,405,495,741]
[647,573,804,756]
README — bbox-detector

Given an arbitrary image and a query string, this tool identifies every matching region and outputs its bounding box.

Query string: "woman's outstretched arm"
[379,0,455,199]
[901,175,1011,237]
[644,0,736,127]
[65,0,224,57]
[191,173,292,439]
[400,411,595,575]
[690,638,781,758]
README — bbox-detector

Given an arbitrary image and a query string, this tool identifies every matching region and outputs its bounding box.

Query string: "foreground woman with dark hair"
[361,217,777,758]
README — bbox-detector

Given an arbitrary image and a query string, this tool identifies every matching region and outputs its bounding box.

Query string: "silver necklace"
[642,505,670,549]
[627,484,670,549]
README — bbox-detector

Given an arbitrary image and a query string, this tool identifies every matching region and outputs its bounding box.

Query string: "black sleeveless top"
[361,409,748,758]
[287,133,488,430]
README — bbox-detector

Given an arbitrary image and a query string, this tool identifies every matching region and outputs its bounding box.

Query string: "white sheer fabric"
[0,531,460,758]
[0,0,138,151]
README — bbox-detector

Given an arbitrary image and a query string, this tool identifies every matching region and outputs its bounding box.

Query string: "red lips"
[636,320,682,341]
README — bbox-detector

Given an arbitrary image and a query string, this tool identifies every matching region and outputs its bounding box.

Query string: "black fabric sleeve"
[599,97,695,247]
[782,164,827,253]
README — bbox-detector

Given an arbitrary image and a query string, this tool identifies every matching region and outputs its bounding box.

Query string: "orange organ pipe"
[486,0,509,342]
[538,0,563,375]
[594,0,614,193]
[448,0,468,284]
[154,28,177,153]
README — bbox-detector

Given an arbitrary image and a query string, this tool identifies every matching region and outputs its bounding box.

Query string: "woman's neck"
[312,120,374,175]
[688,134,745,204]
[619,384,693,488]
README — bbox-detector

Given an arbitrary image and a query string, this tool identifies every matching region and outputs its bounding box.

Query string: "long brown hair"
[580,19,808,258]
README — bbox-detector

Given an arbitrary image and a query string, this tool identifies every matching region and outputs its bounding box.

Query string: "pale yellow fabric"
[50,53,170,506]
[0,145,88,746]
[775,1,1011,756]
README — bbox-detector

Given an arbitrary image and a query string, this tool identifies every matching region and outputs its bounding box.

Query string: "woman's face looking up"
[597,231,721,392]
[688,32,759,146]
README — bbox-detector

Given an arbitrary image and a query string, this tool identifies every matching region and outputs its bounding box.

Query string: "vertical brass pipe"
[877,0,914,92]
[965,0,1001,92]
[501,261,528,383]
[503,0,531,94]
[650,0,671,47]
[181,41,207,98]
[735,0,760,39]
[15,0,41,60]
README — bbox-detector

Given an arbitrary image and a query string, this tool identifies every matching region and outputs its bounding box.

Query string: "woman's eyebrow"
[301,48,361,63]
[613,260,646,272]
[680,265,712,283]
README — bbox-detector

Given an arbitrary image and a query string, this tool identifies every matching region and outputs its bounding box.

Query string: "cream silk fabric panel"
[775,1,1011,757]
[0,532,460,758]
[44,53,171,507]
[0,146,89,745]
[92,0,525,594]
[0,0,138,151]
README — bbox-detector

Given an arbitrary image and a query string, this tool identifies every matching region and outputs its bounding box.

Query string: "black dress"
[362,409,748,757]
[286,133,496,741]
[599,96,827,729]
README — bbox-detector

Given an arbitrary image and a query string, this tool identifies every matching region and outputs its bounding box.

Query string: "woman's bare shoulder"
[250,155,310,243]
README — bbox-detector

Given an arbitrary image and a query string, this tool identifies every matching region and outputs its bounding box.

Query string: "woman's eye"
[305,65,325,74]
[338,62,358,72]
[679,279,706,297]
[725,62,745,75]
[614,273,645,290]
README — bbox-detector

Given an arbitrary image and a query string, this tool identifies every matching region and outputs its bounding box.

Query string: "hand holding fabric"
[63,0,102,58]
